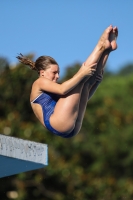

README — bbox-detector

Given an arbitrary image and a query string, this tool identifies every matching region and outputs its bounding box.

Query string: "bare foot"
[98,25,113,51]
[109,26,118,51]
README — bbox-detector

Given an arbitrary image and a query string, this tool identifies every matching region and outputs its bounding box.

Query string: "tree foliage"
[0,56,133,200]
[118,63,133,76]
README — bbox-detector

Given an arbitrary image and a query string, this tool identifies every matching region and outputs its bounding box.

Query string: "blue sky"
[0,1,133,78]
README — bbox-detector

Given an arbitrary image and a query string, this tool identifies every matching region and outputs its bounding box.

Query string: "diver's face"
[41,64,60,82]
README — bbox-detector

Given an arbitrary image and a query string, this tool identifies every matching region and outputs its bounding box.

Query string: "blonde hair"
[16,53,59,74]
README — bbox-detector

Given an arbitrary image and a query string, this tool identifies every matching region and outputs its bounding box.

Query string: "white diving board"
[0,134,48,178]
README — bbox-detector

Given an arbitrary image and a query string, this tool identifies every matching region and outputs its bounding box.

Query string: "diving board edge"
[0,134,48,178]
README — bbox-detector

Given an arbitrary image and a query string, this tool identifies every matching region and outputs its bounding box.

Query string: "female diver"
[17,25,118,138]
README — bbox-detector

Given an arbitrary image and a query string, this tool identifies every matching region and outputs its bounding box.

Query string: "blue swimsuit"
[31,92,75,138]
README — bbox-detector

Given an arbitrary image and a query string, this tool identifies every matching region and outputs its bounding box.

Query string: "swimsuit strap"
[31,93,43,103]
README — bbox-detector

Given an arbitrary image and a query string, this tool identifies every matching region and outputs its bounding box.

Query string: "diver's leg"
[49,26,114,133]
[71,26,119,134]
[88,26,118,100]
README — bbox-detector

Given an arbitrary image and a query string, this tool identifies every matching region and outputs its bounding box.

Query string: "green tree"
[118,63,133,76]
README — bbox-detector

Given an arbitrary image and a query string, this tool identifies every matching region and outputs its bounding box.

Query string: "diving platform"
[0,134,48,178]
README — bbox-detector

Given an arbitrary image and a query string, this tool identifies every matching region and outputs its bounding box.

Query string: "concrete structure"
[0,134,48,178]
